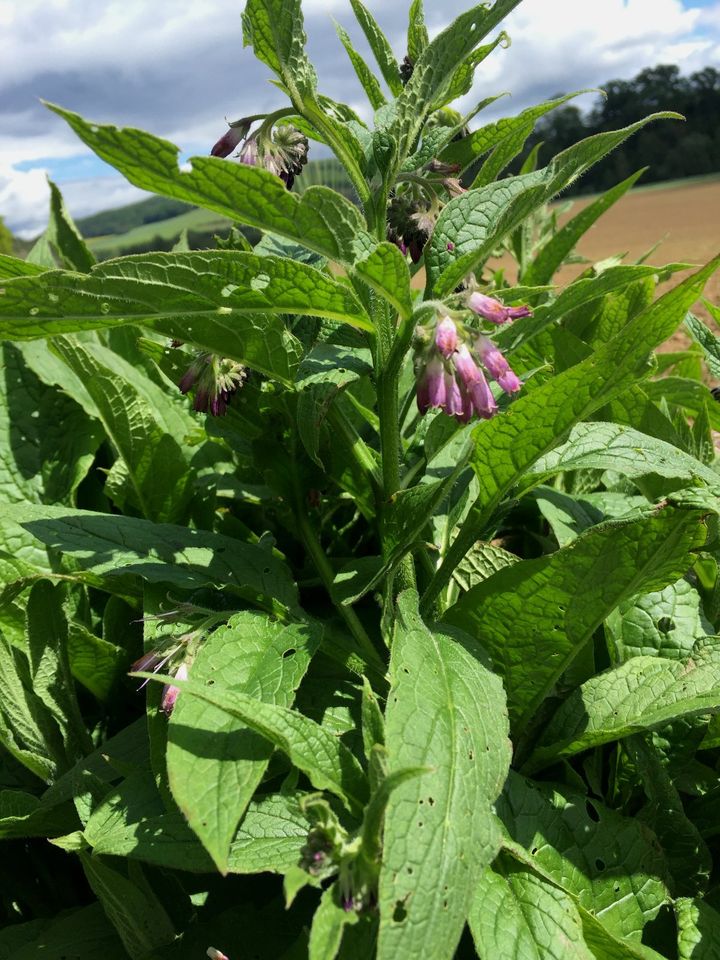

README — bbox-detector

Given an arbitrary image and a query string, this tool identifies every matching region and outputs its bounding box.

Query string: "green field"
[87,206,233,257]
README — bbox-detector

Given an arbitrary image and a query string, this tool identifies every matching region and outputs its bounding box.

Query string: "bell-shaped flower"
[467,291,532,324]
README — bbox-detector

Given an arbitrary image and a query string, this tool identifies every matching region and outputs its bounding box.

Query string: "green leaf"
[433,35,507,110]
[377,593,510,960]
[309,884,357,960]
[685,310,720,380]
[393,0,523,163]
[676,898,720,959]
[0,254,48,279]
[469,856,595,960]
[80,852,178,957]
[440,93,587,174]
[167,612,320,872]
[606,578,712,663]
[446,504,708,731]
[50,337,195,523]
[84,769,311,874]
[242,0,316,97]
[499,772,671,941]
[44,178,96,273]
[0,903,127,960]
[67,623,127,701]
[46,102,378,268]
[136,670,369,815]
[26,581,92,763]
[3,502,298,609]
[0,631,57,781]
[335,22,386,111]
[355,242,413,320]
[407,0,429,63]
[426,112,683,296]
[522,169,646,286]
[0,251,369,375]
[0,789,77,840]
[525,421,720,491]
[349,0,402,95]
[528,641,720,771]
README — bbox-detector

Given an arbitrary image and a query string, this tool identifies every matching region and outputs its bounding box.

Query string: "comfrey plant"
[0,1,719,958]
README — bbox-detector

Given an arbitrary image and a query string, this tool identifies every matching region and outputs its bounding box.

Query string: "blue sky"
[0,0,718,237]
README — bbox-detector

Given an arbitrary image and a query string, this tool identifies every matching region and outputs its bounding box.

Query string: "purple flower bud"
[435,317,459,358]
[467,370,498,419]
[452,344,482,387]
[477,336,522,394]
[210,127,244,159]
[161,663,188,716]
[417,356,446,413]
[467,292,532,324]
[444,374,464,419]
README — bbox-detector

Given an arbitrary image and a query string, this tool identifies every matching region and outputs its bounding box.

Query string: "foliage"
[0,2,719,959]
[0,216,13,256]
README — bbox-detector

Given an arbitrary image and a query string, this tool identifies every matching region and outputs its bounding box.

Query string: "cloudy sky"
[1,0,719,238]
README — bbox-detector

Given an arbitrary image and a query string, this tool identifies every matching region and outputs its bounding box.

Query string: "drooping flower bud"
[210,117,254,158]
[161,662,188,716]
[467,292,532,324]
[435,316,459,358]
[207,948,230,960]
[399,54,414,85]
[476,336,522,394]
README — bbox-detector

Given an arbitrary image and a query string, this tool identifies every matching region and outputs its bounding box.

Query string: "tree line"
[520,64,720,192]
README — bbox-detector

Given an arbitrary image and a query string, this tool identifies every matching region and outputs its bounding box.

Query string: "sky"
[1,0,719,238]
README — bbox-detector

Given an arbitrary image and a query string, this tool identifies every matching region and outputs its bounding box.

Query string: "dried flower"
[178,352,247,416]
[467,291,532,324]
[399,54,414,85]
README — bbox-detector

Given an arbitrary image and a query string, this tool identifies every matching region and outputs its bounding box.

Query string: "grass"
[87,207,233,257]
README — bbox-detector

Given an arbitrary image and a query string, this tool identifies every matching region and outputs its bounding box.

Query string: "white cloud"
[0,0,718,234]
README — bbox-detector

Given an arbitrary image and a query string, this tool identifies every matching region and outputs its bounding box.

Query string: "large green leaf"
[676,897,720,959]
[335,22,386,111]
[167,612,320,871]
[0,903,127,960]
[84,769,311,874]
[0,250,369,378]
[47,103,381,266]
[26,581,92,764]
[392,0,522,164]
[44,178,96,273]
[426,113,682,296]
[499,772,670,942]
[525,421,720,491]
[50,337,196,524]
[136,670,369,816]
[377,593,510,960]
[1,502,298,609]
[446,504,707,731]
[606,577,712,663]
[528,640,720,770]
[469,857,595,960]
[349,0,402,95]
[80,853,178,957]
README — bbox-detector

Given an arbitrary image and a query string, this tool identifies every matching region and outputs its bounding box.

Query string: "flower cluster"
[414,295,529,423]
[211,118,308,189]
[178,352,247,416]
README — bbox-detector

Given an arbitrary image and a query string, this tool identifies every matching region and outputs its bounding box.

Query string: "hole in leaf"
[393,901,407,923]
[531,847,538,855]
[585,800,600,823]
[428,797,435,806]
[468,750,474,761]
[657,617,674,634]
[263,567,271,575]
[207,679,215,685]
[283,648,296,659]
[595,858,606,872]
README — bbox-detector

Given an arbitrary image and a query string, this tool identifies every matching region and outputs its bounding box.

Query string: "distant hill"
[76,196,194,238]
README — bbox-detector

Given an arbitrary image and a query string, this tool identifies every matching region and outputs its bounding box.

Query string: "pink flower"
[161,663,188,716]
[417,356,446,413]
[207,949,230,960]
[467,370,498,418]
[467,292,532,324]
[452,344,482,387]
[434,317,459,358]
[476,336,522,394]
[210,127,245,158]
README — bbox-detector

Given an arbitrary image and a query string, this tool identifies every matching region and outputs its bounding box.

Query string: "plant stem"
[296,511,386,677]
